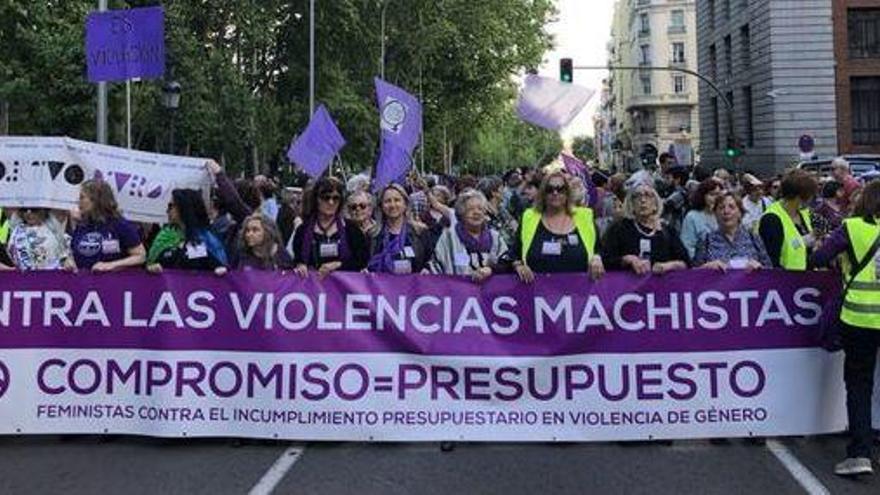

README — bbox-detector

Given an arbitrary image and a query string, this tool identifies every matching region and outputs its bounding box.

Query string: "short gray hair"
[622,184,663,221]
[454,189,489,220]
[832,157,850,171]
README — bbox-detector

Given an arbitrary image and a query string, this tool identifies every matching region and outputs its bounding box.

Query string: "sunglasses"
[545,184,568,195]
[348,203,369,211]
[320,193,341,203]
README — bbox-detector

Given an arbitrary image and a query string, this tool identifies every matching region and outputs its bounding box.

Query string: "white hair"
[832,157,850,171]
[346,174,371,193]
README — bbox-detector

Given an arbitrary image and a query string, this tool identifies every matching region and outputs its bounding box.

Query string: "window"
[672,42,686,64]
[743,86,754,147]
[852,77,880,144]
[723,35,732,78]
[712,97,720,149]
[740,25,751,68]
[724,0,731,21]
[668,109,691,133]
[848,9,880,59]
[669,10,685,33]
[708,0,716,31]
[709,44,717,80]
[640,74,652,95]
[639,13,650,35]
[673,74,686,94]
[638,110,656,134]
[640,44,651,65]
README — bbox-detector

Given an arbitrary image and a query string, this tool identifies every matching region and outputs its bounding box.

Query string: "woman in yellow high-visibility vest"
[758,169,818,270]
[812,180,879,477]
[511,171,604,283]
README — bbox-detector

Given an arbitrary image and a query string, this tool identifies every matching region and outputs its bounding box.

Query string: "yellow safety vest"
[520,207,596,264]
[0,208,8,244]
[761,201,812,270]
[841,218,880,330]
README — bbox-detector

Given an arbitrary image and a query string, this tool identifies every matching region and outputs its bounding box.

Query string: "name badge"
[791,238,802,250]
[403,246,415,258]
[639,239,652,258]
[392,259,412,274]
[101,239,120,255]
[541,241,562,256]
[728,257,749,270]
[319,242,339,258]
[185,242,208,259]
[454,252,471,267]
[567,234,579,246]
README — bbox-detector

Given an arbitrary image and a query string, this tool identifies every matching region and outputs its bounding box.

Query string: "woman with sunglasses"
[346,190,377,236]
[368,183,433,274]
[292,176,369,278]
[6,208,71,271]
[69,179,145,272]
[146,189,229,275]
[511,170,604,283]
[601,182,689,275]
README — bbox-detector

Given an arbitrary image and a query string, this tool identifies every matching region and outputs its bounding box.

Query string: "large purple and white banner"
[0,270,861,441]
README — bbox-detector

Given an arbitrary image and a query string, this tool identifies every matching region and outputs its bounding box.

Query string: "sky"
[538,0,616,140]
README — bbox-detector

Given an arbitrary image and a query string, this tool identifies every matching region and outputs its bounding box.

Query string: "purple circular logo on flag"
[0,361,9,399]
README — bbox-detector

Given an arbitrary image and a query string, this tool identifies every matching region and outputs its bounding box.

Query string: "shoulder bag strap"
[844,230,880,294]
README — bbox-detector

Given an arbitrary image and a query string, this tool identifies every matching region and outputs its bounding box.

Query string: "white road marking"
[766,439,831,495]
[248,444,306,495]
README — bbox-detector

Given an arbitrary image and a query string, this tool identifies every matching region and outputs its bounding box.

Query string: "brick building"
[834,1,880,155]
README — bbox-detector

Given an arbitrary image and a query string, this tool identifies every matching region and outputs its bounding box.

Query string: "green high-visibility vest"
[0,208,8,244]
[841,217,880,330]
[761,201,812,270]
[520,207,596,264]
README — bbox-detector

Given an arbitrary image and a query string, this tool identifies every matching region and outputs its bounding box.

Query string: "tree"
[570,135,596,164]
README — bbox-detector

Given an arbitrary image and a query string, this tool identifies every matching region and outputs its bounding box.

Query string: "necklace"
[633,219,657,237]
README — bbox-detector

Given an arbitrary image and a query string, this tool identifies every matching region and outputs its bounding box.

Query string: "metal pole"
[380,1,387,80]
[309,0,315,116]
[419,63,424,174]
[97,0,108,144]
[126,79,132,148]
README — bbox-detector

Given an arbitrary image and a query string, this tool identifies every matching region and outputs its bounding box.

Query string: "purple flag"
[373,78,422,189]
[85,6,165,83]
[373,142,413,191]
[562,153,598,208]
[287,105,347,179]
[516,74,594,131]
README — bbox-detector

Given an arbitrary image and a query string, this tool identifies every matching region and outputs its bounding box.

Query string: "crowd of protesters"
[2,153,880,475]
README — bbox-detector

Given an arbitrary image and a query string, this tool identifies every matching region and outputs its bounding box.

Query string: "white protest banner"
[0,136,210,223]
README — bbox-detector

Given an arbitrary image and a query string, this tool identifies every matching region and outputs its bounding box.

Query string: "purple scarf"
[299,216,351,266]
[368,223,409,273]
[455,222,493,253]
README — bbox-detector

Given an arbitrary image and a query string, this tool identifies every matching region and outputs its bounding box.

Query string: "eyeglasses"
[319,193,341,203]
[348,203,369,211]
[545,185,568,195]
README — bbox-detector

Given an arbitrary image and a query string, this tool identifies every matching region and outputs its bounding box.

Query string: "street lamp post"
[161,81,181,154]
[309,0,315,116]
[380,0,392,80]
[96,0,108,144]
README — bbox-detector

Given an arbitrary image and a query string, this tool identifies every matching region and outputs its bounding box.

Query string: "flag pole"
[126,79,132,148]
[96,0,108,144]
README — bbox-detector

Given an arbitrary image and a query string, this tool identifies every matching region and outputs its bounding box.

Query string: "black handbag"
[820,232,880,351]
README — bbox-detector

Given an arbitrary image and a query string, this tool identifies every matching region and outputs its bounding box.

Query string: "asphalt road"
[0,435,877,494]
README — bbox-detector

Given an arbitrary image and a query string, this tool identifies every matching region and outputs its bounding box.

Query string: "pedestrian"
[741,173,772,232]
[292,176,369,278]
[6,208,70,271]
[368,183,433,274]
[346,189,377,237]
[69,179,146,272]
[811,180,880,476]
[661,165,690,234]
[832,157,862,211]
[146,189,228,275]
[511,170,604,283]
[601,182,689,275]
[431,189,507,282]
[812,180,846,241]
[758,169,818,270]
[680,178,724,259]
[477,176,517,247]
[693,192,772,270]
[235,213,295,271]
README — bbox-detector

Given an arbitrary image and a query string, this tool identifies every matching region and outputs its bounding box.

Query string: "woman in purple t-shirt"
[68,179,146,271]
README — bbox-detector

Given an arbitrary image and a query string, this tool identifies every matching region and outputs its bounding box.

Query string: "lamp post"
[161,81,181,154]
[380,0,392,80]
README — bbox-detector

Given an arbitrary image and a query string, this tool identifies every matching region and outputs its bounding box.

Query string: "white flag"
[516,74,595,131]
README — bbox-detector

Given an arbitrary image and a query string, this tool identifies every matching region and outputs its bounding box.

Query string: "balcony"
[668,25,686,35]
[638,28,651,38]
[638,58,652,67]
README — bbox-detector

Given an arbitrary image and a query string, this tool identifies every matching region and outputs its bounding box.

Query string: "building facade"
[605,0,701,171]
[834,0,880,156]
[697,0,838,175]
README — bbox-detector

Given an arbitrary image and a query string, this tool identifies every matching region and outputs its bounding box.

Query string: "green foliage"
[0,0,556,180]
[570,135,596,164]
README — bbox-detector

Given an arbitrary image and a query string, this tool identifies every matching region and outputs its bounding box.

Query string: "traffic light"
[560,58,573,83]
[724,135,743,158]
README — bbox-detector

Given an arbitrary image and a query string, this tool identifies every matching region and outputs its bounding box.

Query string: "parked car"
[797,155,880,178]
